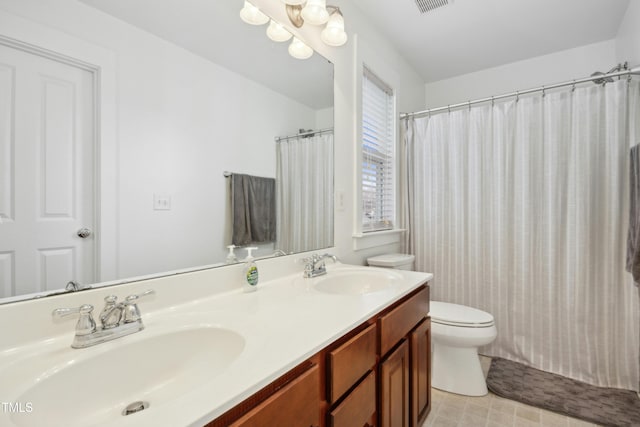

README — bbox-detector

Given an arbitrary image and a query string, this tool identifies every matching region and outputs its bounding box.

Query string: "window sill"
[352,229,406,251]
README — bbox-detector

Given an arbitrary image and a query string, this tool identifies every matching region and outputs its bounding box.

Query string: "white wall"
[423,39,618,108]
[421,2,640,110]
[422,1,640,109]
[0,0,318,280]
[616,0,640,67]
[315,107,334,130]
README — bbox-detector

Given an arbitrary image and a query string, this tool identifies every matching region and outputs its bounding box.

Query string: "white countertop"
[0,262,432,427]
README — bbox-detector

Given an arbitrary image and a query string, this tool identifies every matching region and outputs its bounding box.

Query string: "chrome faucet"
[99,295,123,329]
[302,253,338,278]
[52,289,155,349]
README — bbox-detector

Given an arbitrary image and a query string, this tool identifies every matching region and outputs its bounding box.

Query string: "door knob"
[77,227,92,238]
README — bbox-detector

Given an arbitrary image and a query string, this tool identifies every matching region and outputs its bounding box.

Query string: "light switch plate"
[335,189,345,212]
[153,194,172,210]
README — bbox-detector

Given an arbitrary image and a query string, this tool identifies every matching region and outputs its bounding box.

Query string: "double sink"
[0,264,409,427]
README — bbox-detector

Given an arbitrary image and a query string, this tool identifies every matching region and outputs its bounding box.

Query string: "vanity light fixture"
[288,37,314,59]
[282,1,348,47]
[300,0,330,25]
[320,7,347,46]
[239,1,348,59]
[266,19,293,42]
[240,1,269,25]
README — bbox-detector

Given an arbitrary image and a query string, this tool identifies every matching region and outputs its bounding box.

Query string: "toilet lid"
[367,253,415,268]
[430,301,494,327]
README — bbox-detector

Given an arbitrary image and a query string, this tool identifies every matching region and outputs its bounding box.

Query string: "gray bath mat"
[486,357,640,427]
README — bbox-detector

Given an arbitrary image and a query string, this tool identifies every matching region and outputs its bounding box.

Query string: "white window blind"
[362,67,395,232]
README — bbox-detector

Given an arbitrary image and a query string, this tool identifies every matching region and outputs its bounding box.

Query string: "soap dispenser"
[226,245,238,264]
[242,247,259,292]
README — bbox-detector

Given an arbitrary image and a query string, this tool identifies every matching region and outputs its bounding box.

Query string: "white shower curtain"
[403,79,640,391]
[276,132,334,254]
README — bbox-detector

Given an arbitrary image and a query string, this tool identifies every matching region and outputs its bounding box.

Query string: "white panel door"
[0,43,94,298]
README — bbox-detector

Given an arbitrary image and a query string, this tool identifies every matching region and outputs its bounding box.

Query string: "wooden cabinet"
[207,284,430,427]
[380,339,410,427]
[379,287,429,356]
[229,364,320,427]
[327,323,377,426]
[411,318,431,427]
[328,323,377,403]
[378,286,430,427]
[328,370,376,427]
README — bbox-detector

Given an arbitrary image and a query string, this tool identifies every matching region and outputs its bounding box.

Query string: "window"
[361,67,395,232]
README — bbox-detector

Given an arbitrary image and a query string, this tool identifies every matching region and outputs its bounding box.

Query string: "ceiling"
[349,0,630,82]
[80,0,630,90]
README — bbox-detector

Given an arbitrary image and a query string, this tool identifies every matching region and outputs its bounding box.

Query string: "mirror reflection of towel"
[231,173,276,246]
[626,144,640,285]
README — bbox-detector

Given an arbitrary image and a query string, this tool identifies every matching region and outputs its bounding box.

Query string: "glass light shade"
[320,11,347,46]
[301,0,329,25]
[280,0,306,4]
[240,1,269,25]
[288,37,314,59]
[266,20,292,42]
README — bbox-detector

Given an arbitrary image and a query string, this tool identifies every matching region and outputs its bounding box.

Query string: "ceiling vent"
[414,0,451,14]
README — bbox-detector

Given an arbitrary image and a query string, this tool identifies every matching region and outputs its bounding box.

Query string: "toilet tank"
[367,253,415,271]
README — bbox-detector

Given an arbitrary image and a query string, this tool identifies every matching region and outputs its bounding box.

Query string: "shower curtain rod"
[401,66,640,119]
[274,127,333,142]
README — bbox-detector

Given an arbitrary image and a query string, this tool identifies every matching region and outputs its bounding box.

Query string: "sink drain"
[122,401,149,416]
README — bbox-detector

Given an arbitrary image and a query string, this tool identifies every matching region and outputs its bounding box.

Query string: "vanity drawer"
[328,370,376,427]
[229,364,320,427]
[328,323,377,403]
[379,286,429,356]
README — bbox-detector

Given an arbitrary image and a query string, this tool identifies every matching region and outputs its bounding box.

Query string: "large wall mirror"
[0,0,334,304]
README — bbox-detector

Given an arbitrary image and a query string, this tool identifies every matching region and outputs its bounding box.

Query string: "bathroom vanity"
[0,259,432,427]
[208,285,431,427]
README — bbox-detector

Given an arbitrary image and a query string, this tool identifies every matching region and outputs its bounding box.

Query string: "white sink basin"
[9,326,244,427]
[314,268,403,295]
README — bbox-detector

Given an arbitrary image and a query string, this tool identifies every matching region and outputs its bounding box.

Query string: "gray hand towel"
[231,173,276,246]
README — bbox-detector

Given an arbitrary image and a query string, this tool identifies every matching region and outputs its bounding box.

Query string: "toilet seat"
[430,301,494,328]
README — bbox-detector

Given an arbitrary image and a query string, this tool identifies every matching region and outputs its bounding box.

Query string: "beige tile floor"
[422,356,601,427]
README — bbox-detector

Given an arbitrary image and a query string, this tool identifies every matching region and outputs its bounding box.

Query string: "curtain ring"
[468,101,471,111]
[542,86,546,97]
[447,105,451,114]
[515,91,519,102]
[491,96,494,106]
[571,80,576,93]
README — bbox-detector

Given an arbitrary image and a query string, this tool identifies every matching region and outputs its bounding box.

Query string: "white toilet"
[367,253,497,396]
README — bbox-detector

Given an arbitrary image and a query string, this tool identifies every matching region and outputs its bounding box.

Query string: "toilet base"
[432,342,488,396]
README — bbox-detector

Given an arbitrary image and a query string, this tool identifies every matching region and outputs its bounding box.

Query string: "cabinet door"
[380,340,410,427]
[231,364,320,427]
[410,318,431,427]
